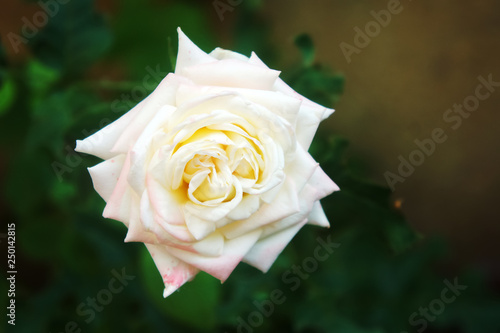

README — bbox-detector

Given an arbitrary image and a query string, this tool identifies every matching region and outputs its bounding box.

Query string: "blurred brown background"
[1,0,499,273]
[258,0,500,273]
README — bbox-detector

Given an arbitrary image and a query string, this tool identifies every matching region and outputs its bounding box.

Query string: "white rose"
[76,28,339,297]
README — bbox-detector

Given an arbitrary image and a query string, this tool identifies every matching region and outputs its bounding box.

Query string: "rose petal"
[226,194,260,221]
[284,144,319,193]
[134,190,184,244]
[146,172,185,223]
[154,215,196,243]
[183,176,243,224]
[87,154,126,201]
[165,228,262,282]
[243,219,308,272]
[209,47,249,61]
[274,79,333,120]
[175,27,217,75]
[183,211,216,240]
[192,230,225,257]
[182,59,281,91]
[75,103,141,160]
[169,94,295,159]
[144,243,199,298]
[128,105,176,195]
[111,73,186,154]
[140,191,225,257]
[307,201,330,227]
[258,183,318,239]
[248,52,335,149]
[256,168,338,241]
[175,83,301,131]
[249,52,335,120]
[220,178,300,239]
[102,152,136,226]
[307,166,340,199]
[124,195,158,245]
[294,103,328,150]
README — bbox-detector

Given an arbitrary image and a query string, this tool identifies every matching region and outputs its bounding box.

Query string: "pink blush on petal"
[162,264,198,292]
[163,270,185,287]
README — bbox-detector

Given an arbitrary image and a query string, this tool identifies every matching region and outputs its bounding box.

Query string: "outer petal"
[91,153,158,244]
[175,83,301,127]
[248,52,334,119]
[274,78,334,120]
[243,169,338,272]
[75,102,141,160]
[111,73,186,154]
[209,47,249,61]
[102,152,136,226]
[222,150,333,240]
[294,103,329,150]
[307,201,330,227]
[165,228,262,282]
[259,182,318,239]
[139,191,225,257]
[87,154,126,201]
[175,27,217,75]
[248,52,335,149]
[243,219,308,272]
[181,59,281,91]
[133,190,187,244]
[220,178,300,239]
[124,197,158,245]
[307,166,340,198]
[145,243,200,298]
[284,144,320,193]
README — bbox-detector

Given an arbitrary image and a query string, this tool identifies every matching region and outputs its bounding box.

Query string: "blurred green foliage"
[1,1,499,333]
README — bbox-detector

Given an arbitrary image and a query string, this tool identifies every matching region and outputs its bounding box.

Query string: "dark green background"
[0,1,499,332]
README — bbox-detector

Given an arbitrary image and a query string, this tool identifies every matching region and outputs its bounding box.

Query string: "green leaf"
[26,59,60,109]
[25,91,74,152]
[0,77,15,116]
[26,59,60,90]
[294,33,315,67]
[139,247,220,331]
[30,0,112,76]
[283,62,344,108]
[111,1,214,76]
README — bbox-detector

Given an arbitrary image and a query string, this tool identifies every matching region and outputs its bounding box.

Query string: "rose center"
[184,154,236,204]
[166,123,267,207]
